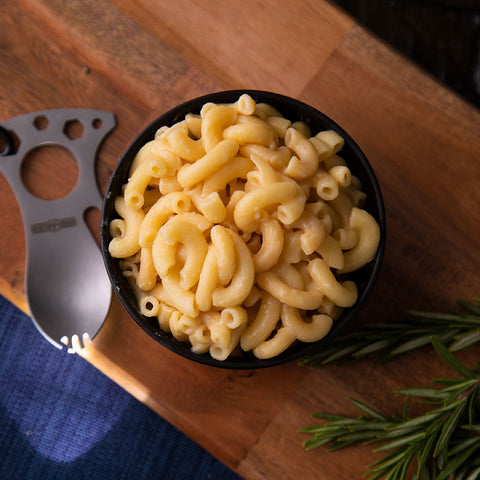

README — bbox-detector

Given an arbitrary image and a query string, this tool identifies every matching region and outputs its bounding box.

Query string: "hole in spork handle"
[21,145,79,200]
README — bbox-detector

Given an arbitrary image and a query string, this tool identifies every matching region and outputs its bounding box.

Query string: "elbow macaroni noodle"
[109,94,380,361]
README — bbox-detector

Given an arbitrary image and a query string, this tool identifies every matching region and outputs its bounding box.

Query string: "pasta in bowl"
[101,90,385,368]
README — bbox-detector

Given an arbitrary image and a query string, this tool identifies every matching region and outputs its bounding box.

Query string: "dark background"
[331,0,480,109]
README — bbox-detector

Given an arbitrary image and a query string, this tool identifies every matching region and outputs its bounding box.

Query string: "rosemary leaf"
[448,435,480,456]
[367,449,408,471]
[394,387,447,400]
[353,339,396,357]
[368,470,392,480]
[317,344,360,364]
[467,392,478,426]
[432,378,473,386]
[458,298,480,316]
[436,443,479,480]
[311,412,347,421]
[404,311,463,322]
[416,432,438,476]
[348,397,388,421]
[352,422,393,432]
[464,466,480,480]
[438,379,479,394]
[388,335,435,356]
[386,412,441,433]
[433,402,467,457]
[373,432,427,452]
[462,424,480,433]
[303,435,335,450]
[338,430,381,444]
[431,338,477,379]
[450,330,480,352]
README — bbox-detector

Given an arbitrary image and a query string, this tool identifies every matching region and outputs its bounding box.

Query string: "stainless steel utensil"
[0,109,115,352]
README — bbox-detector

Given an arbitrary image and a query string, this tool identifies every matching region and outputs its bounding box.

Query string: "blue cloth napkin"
[0,294,241,480]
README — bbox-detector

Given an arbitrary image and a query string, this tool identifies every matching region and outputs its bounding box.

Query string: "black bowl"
[101,90,386,369]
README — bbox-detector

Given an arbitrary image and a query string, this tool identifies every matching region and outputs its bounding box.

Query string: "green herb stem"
[301,338,480,479]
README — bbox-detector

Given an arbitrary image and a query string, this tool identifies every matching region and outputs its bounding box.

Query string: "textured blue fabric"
[0,295,241,480]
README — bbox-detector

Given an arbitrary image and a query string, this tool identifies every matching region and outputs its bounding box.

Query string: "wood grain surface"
[1,1,480,479]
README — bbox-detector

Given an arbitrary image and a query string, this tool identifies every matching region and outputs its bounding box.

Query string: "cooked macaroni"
[109,94,380,360]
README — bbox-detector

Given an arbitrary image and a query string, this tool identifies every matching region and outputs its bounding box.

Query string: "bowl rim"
[100,89,386,369]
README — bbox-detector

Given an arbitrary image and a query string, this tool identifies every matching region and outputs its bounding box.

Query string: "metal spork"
[0,109,115,352]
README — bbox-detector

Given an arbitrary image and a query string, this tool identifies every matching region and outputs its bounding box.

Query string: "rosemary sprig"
[299,298,480,367]
[301,339,480,480]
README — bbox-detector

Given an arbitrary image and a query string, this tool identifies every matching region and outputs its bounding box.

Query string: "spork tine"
[0,109,115,352]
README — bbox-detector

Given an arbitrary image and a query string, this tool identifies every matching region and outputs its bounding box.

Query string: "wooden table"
[2,1,480,478]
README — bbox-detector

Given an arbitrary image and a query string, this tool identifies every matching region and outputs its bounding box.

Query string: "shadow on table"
[0,295,240,480]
